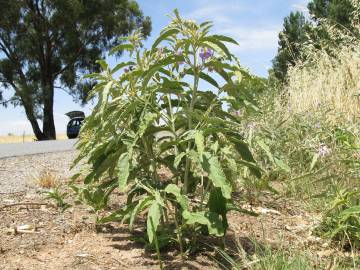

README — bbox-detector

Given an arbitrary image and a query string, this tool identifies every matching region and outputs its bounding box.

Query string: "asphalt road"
[0,139,77,159]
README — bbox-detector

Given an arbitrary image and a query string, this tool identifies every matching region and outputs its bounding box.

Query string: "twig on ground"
[4,228,40,234]
[0,202,55,210]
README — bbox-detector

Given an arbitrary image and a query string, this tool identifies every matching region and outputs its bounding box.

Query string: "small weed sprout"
[45,187,71,212]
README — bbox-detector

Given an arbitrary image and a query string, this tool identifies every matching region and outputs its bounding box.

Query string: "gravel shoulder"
[0,151,79,194]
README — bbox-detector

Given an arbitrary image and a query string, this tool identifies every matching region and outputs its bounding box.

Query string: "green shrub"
[316,188,360,250]
[73,10,261,258]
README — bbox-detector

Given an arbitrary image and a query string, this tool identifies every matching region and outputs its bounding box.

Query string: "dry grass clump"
[285,44,360,123]
[36,169,59,189]
[0,134,67,144]
[280,0,360,124]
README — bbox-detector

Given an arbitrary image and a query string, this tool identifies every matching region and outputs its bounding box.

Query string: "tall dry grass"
[0,134,67,144]
[285,45,360,123]
[282,0,360,124]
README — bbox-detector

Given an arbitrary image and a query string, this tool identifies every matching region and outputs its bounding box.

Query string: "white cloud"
[185,4,246,24]
[221,27,281,52]
[184,2,281,53]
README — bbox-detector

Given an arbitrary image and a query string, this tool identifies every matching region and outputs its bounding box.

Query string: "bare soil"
[1,186,345,270]
[0,152,356,270]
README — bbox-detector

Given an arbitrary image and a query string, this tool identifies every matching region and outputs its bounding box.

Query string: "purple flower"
[199,48,213,61]
[176,49,184,65]
[124,67,130,73]
[234,110,241,117]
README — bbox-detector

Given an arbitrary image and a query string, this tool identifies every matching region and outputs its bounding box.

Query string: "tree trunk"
[42,82,56,140]
[21,96,46,141]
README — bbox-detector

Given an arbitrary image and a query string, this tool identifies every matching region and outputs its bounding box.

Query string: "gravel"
[0,151,80,194]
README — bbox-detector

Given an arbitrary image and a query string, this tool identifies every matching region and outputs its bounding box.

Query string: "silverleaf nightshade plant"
[72,10,261,259]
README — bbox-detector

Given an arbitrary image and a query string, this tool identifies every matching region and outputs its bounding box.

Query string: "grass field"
[0,134,68,144]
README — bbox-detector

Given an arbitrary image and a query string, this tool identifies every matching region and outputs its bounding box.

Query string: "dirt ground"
[1,182,349,270]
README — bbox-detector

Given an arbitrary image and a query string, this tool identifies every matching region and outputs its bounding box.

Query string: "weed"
[316,188,360,250]
[36,169,59,189]
[45,187,71,211]
[73,10,262,264]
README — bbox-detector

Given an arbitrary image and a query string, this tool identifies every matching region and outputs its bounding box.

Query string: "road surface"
[0,139,77,159]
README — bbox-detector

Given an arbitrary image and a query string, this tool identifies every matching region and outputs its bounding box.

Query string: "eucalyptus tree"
[0,0,151,140]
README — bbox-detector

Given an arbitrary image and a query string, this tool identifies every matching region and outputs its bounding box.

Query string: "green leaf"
[257,140,289,172]
[182,210,224,236]
[257,140,274,163]
[142,55,181,87]
[152,29,179,51]
[147,201,162,244]
[118,152,130,191]
[138,112,158,138]
[209,188,228,230]
[185,69,219,88]
[310,153,319,171]
[200,21,213,28]
[234,71,242,83]
[209,188,227,215]
[97,203,136,224]
[84,171,95,184]
[274,158,291,173]
[98,81,113,115]
[340,206,360,217]
[229,136,261,178]
[202,37,232,59]
[201,152,232,199]
[209,35,239,45]
[165,184,189,210]
[129,197,154,230]
[111,61,136,74]
[110,43,135,55]
[194,130,205,155]
[174,152,186,169]
[96,59,108,71]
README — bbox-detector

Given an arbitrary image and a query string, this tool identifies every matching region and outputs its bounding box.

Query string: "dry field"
[0,134,67,144]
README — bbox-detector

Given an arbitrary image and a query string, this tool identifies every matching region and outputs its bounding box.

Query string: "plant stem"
[174,207,185,260]
[184,46,199,194]
[166,94,180,185]
[151,218,163,270]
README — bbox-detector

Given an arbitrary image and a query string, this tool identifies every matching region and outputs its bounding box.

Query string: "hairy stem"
[184,46,199,195]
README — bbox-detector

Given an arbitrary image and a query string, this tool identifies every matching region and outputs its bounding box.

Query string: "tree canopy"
[0,0,151,140]
[308,0,355,28]
[272,12,310,81]
[272,0,356,82]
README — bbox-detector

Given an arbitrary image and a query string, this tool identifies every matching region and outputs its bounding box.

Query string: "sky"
[0,0,309,136]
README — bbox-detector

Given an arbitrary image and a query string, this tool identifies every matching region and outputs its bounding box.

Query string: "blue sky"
[0,0,309,135]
